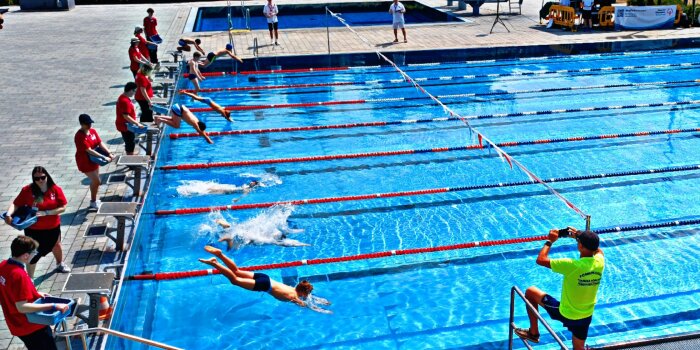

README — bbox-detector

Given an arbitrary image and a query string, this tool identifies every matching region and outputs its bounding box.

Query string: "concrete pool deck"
[0,0,699,348]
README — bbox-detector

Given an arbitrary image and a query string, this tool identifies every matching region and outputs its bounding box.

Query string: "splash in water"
[176,173,281,196]
[199,205,308,249]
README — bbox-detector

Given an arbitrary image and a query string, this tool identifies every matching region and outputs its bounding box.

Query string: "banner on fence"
[614,6,676,30]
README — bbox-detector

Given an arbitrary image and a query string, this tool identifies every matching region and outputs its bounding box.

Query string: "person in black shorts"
[263,0,280,45]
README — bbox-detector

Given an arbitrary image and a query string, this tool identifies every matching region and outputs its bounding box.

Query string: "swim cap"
[171,104,182,116]
[226,43,233,51]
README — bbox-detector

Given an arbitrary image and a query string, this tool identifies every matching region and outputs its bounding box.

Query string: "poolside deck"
[0,0,699,348]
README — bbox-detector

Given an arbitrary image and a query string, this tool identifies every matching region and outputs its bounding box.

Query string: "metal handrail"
[253,37,259,57]
[245,8,251,30]
[57,327,182,350]
[508,286,569,350]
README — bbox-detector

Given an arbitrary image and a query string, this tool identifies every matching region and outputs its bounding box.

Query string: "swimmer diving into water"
[180,91,233,122]
[199,246,331,313]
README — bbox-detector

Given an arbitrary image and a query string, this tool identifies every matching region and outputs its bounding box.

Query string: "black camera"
[557,227,571,238]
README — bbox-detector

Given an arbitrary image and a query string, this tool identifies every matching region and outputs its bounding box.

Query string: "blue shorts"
[187,73,197,80]
[541,294,593,340]
[178,39,186,46]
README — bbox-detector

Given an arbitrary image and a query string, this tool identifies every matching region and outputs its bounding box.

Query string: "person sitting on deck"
[181,91,233,122]
[199,246,331,313]
[154,104,213,144]
[200,44,244,68]
[176,37,205,54]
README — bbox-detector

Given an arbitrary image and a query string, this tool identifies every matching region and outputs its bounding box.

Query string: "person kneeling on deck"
[200,44,244,68]
[199,246,331,313]
[514,227,604,350]
[0,236,70,350]
[181,91,233,122]
[154,104,213,144]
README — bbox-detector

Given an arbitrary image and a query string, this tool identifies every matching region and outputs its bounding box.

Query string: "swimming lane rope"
[190,48,700,81]
[188,61,700,88]
[182,78,698,96]
[126,217,700,281]
[183,79,700,113]
[160,128,700,171]
[169,99,700,139]
[153,164,700,216]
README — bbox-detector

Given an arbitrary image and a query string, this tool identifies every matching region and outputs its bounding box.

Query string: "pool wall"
[193,1,465,32]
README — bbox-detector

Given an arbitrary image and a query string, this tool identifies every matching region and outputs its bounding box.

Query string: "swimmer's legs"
[154,114,182,128]
[204,246,254,279]
[192,79,201,94]
[199,257,256,290]
[218,237,234,250]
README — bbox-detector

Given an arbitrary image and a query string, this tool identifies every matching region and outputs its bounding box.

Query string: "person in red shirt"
[4,167,69,277]
[135,65,155,123]
[0,236,70,350]
[74,114,114,210]
[128,38,151,78]
[134,26,156,63]
[143,8,160,65]
[116,82,145,155]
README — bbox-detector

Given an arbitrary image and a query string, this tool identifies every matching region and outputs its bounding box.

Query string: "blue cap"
[171,104,182,116]
[226,43,233,51]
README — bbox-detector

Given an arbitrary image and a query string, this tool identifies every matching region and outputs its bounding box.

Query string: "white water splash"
[199,205,308,248]
[176,173,282,196]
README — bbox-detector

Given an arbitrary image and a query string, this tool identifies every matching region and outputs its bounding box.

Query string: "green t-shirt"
[550,254,605,320]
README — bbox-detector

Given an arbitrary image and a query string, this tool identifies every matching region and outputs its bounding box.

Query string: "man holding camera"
[514,227,605,350]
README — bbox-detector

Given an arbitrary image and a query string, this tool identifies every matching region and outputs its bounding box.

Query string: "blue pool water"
[111,47,700,349]
[194,1,464,32]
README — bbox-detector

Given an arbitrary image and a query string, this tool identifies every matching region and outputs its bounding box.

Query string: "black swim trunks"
[252,273,272,292]
[541,294,593,340]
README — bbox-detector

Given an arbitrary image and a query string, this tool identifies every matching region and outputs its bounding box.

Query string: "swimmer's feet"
[393,39,399,43]
[198,257,218,266]
[215,219,231,229]
[218,237,234,251]
[513,328,540,343]
[204,245,223,256]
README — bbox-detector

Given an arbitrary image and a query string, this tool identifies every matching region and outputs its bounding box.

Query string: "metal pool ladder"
[56,327,182,350]
[508,286,569,350]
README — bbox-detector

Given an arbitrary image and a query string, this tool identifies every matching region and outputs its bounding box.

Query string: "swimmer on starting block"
[181,91,233,122]
[187,53,205,94]
[199,246,331,313]
[154,104,213,144]
[177,37,205,54]
[200,44,244,68]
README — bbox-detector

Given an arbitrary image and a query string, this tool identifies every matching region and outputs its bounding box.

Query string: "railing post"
[585,215,591,231]
[326,7,331,56]
[508,287,515,350]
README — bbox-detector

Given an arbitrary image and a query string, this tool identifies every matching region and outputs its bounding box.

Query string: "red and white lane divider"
[160,128,700,171]
[153,164,700,215]
[169,99,700,139]
[126,217,700,280]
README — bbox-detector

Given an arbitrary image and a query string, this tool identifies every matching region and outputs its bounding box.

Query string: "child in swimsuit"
[200,44,243,68]
[199,246,331,313]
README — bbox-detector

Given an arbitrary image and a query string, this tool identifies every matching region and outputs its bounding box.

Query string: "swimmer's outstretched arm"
[306,303,333,314]
[215,218,231,229]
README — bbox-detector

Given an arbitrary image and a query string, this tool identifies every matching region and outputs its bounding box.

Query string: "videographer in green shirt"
[515,227,605,350]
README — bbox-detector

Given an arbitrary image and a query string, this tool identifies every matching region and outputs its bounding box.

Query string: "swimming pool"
[110,45,700,349]
[193,1,465,32]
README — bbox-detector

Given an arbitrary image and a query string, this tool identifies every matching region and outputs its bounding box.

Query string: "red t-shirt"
[134,73,153,102]
[136,34,151,60]
[74,128,102,173]
[116,94,136,132]
[129,46,144,72]
[0,259,44,336]
[143,16,158,37]
[13,185,67,230]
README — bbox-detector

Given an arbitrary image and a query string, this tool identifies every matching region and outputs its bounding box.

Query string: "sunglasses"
[33,175,47,181]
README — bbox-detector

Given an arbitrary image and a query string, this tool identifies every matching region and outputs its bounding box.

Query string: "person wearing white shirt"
[389,0,407,43]
[263,0,280,45]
